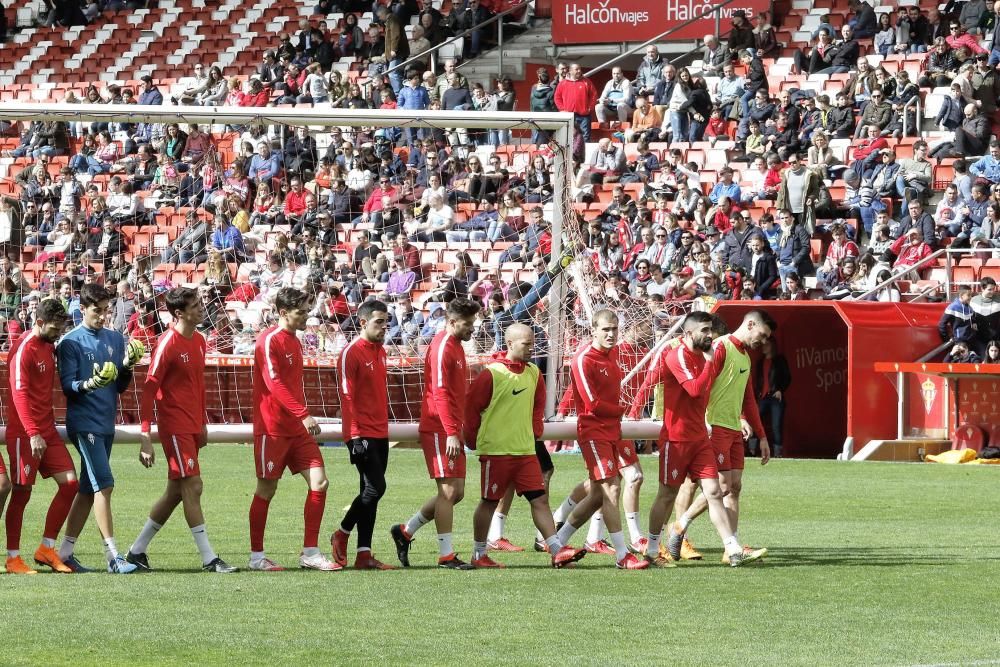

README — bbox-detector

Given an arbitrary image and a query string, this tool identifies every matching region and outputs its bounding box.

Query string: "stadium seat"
[952,423,985,453]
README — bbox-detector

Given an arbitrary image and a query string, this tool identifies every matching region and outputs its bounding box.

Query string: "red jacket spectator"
[238,87,271,107]
[852,136,888,162]
[283,188,311,216]
[554,77,598,116]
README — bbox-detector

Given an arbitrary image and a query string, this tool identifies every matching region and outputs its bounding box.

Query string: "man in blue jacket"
[56,283,145,573]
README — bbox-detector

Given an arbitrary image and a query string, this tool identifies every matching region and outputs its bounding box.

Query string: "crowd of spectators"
[1,0,1000,360]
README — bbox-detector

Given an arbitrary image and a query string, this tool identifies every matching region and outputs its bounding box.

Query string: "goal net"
[0,98,662,441]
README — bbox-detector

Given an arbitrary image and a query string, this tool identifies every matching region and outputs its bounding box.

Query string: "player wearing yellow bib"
[666,310,775,562]
[464,324,587,569]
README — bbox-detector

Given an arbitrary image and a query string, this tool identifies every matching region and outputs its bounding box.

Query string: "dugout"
[711,301,944,458]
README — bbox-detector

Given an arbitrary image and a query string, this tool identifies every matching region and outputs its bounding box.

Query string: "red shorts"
[709,425,745,472]
[6,429,74,486]
[580,438,640,482]
[480,454,545,501]
[160,432,201,481]
[419,431,466,479]
[658,438,718,488]
[616,441,640,469]
[254,433,324,480]
[0,450,5,476]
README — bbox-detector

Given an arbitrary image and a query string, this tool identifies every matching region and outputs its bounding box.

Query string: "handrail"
[917,339,954,363]
[375,0,534,82]
[854,247,947,301]
[583,0,746,78]
[901,93,920,139]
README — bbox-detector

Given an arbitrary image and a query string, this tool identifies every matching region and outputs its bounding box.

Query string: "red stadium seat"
[952,424,985,453]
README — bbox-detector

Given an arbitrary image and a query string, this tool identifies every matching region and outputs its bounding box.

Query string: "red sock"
[303,490,326,549]
[5,487,32,553]
[43,480,78,542]
[249,494,271,553]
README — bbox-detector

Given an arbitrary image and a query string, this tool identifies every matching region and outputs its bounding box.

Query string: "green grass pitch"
[3,444,999,666]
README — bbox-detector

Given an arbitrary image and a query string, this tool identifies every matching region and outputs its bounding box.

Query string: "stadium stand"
[0,0,999,438]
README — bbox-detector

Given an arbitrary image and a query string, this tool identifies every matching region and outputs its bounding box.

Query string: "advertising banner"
[552,0,771,45]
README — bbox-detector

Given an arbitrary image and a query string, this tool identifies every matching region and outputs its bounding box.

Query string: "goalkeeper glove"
[83,361,118,392]
[123,339,145,369]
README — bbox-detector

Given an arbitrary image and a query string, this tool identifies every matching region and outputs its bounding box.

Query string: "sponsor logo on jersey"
[285,353,294,365]
[36,361,46,372]
[512,388,526,396]
[180,352,190,363]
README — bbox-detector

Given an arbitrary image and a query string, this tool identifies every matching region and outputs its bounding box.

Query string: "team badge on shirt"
[267,461,274,473]
[671,468,679,480]
[106,345,114,356]
[187,458,195,470]
[23,464,31,476]
[447,459,455,470]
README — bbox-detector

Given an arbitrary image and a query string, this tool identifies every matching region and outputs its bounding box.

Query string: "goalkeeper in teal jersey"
[55,283,146,574]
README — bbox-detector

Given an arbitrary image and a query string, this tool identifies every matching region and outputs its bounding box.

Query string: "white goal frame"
[0,102,662,442]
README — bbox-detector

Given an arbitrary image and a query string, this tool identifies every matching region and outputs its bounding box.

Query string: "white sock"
[302,546,320,557]
[723,535,741,556]
[41,537,55,548]
[487,512,506,543]
[678,513,693,532]
[104,537,119,562]
[608,531,628,561]
[7,550,19,558]
[646,532,661,558]
[436,533,453,557]
[556,521,577,546]
[130,518,163,554]
[58,536,76,560]
[190,524,217,565]
[473,540,488,559]
[625,512,641,543]
[552,496,577,524]
[250,550,266,563]
[586,512,605,545]
[357,546,371,553]
[405,512,430,537]
[545,534,562,553]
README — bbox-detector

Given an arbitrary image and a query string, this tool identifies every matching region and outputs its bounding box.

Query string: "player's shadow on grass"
[756,547,999,568]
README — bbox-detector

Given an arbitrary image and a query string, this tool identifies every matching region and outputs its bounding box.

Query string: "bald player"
[464,324,586,569]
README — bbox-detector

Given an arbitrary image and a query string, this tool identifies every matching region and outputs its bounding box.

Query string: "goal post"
[0,101,662,442]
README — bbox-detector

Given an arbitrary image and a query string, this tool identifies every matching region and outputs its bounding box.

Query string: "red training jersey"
[418,330,468,437]
[571,344,625,441]
[6,330,57,437]
[140,327,207,434]
[338,336,388,439]
[253,325,310,436]
[660,342,725,442]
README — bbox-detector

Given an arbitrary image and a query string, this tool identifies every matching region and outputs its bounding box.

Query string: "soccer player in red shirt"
[465,323,586,569]
[390,298,481,570]
[330,300,395,571]
[125,287,237,573]
[641,311,766,567]
[553,310,649,569]
[665,310,774,562]
[248,287,338,572]
[4,299,77,575]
